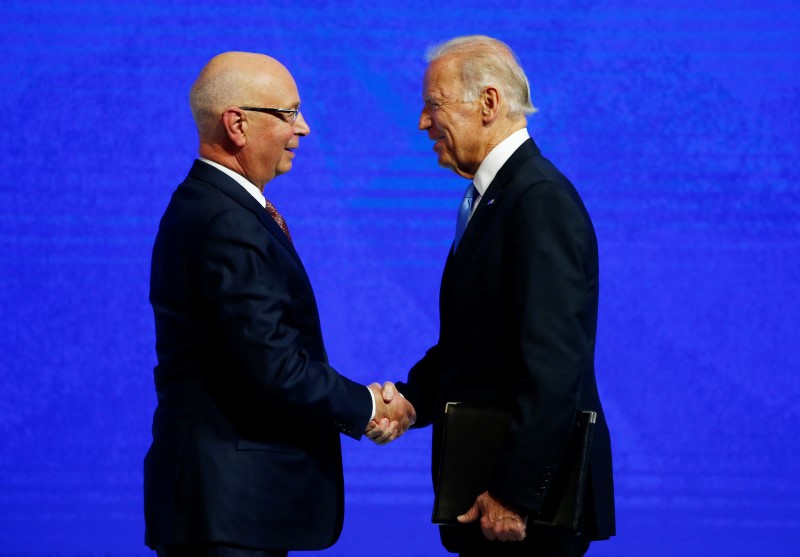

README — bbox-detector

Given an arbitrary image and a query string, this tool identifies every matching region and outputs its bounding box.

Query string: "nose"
[294,111,310,136]
[418,107,432,131]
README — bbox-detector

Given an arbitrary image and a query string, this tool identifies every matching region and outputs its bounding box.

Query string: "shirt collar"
[472,128,530,197]
[198,157,266,208]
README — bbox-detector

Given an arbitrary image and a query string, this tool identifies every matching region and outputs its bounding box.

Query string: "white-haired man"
[386,35,615,557]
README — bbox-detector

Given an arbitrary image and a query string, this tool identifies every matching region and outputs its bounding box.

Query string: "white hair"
[426,35,537,117]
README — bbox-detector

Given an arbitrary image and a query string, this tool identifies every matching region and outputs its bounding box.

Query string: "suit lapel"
[188,160,304,268]
[442,138,541,288]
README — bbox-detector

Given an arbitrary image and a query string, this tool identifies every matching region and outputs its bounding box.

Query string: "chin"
[437,157,456,172]
[276,163,293,176]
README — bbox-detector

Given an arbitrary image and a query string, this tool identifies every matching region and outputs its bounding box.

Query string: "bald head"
[190,52,294,140]
[187,51,310,189]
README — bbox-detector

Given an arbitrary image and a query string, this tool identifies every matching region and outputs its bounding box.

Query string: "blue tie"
[454,183,478,252]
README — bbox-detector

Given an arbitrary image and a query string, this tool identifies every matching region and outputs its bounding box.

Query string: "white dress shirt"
[470,128,530,215]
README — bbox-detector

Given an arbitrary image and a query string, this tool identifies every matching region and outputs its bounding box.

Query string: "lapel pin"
[487,199,495,205]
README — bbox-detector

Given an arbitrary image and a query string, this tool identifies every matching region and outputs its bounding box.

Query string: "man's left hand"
[457,491,528,542]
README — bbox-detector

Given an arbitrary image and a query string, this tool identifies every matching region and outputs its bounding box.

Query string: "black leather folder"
[432,402,596,533]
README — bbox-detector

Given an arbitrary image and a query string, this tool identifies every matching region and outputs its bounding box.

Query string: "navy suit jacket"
[398,138,615,551]
[144,160,373,551]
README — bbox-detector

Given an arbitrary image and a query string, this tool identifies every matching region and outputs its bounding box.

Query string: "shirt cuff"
[367,386,376,421]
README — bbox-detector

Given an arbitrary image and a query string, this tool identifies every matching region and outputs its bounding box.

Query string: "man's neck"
[481,118,527,160]
[198,144,262,191]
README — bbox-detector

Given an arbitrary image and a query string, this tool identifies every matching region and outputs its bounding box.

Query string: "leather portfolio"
[432,402,596,533]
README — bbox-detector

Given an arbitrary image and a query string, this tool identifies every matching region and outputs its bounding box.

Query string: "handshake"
[364,382,416,445]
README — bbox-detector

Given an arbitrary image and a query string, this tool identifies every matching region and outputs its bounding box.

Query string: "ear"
[221,107,247,148]
[480,86,500,124]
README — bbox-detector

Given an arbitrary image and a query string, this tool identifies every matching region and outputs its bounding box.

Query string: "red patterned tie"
[264,198,293,244]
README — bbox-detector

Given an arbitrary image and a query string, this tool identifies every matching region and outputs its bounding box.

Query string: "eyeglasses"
[240,106,301,124]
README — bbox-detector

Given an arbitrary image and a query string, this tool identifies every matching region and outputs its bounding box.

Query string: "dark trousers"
[156,544,287,557]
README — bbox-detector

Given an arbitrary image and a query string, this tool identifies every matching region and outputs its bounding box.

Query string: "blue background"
[1,0,799,555]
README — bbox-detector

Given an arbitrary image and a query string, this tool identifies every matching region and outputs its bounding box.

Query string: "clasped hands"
[364,381,416,445]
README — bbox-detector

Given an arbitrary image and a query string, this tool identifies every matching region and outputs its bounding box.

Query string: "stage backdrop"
[1,1,798,555]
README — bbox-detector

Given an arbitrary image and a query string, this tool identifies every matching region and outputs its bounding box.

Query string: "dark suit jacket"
[397,138,615,551]
[144,160,373,551]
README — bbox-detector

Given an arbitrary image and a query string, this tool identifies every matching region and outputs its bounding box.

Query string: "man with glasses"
[144,51,415,557]
[379,36,616,557]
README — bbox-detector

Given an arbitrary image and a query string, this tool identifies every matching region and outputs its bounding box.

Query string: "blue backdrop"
[1,1,799,555]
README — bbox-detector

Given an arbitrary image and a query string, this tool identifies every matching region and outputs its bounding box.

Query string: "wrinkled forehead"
[423,56,464,100]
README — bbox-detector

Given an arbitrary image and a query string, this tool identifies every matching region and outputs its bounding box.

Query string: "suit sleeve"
[198,208,373,440]
[489,182,592,513]
[396,343,443,429]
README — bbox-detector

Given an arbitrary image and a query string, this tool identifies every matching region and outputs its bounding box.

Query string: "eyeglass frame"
[239,106,301,124]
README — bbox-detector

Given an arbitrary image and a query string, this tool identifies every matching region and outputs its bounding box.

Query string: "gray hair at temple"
[426,35,537,118]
